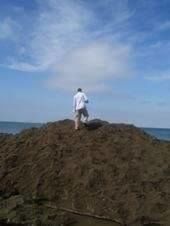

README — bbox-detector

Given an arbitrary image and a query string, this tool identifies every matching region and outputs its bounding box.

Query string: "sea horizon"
[1,120,170,130]
[0,120,170,141]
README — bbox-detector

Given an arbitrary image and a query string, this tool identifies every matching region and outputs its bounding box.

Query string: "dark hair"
[77,88,82,92]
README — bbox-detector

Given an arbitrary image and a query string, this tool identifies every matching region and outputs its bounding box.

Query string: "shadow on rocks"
[84,119,108,130]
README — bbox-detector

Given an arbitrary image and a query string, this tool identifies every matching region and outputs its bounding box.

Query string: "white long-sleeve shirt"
[73,92,88,111]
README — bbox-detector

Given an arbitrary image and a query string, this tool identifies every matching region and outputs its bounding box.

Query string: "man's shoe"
[83,122,88,127]
[75,128,79,130]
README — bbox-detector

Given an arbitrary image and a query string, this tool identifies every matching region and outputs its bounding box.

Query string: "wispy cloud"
[5,0,134,92]
[158,20,170,31]
[0,17,20,40]
[145,72,170,81]
[8,62,44,72]
[48,42,132,91]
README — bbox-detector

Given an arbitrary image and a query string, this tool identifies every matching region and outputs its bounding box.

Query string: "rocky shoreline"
[0,119,170,226]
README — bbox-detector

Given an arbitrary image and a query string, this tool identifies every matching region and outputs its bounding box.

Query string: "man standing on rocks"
[73,88,89,130]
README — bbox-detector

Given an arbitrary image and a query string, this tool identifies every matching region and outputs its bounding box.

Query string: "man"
[73,88,89,130]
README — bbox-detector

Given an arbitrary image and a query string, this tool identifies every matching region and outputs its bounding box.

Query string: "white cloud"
[158,20,170,31]
[48,42,132,91]
[6,0,134,92]
[0,17,20,40]
[8,62,44,72]
[145,72,170,81]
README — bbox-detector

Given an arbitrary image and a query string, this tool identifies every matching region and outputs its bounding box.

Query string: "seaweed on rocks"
[0,119,170,226]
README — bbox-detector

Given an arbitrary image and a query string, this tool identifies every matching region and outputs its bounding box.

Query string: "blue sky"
[0,0,170,127]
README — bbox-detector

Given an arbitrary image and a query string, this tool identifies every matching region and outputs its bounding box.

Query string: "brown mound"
[0,119,170,226]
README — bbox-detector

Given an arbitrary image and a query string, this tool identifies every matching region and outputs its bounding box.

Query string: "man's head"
[77,88,82,92]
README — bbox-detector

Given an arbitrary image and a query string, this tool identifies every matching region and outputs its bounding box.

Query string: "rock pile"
[0,120,170,226]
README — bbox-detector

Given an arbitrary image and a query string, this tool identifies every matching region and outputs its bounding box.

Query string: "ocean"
[0,121,42,135]
[141,127,170,141]
[0,121,170,141]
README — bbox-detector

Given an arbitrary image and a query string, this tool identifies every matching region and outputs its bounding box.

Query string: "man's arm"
[73,96,76,112]
[84,93,89,103]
